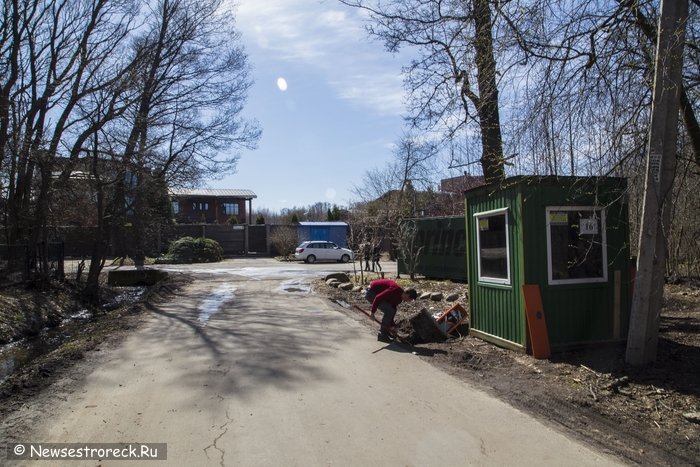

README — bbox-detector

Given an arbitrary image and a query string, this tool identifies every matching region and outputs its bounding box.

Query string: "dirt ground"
[317,277,700,467]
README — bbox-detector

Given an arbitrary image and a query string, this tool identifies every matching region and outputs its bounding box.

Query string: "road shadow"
[372,341,448,356]
[131,283,364,402]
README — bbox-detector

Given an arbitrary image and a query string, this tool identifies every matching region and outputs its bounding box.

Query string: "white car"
[294,241,354,263]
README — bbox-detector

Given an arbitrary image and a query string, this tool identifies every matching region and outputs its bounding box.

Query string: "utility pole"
[626,0,688,366]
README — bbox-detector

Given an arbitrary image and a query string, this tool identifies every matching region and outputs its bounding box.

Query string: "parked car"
[294,241,354,263]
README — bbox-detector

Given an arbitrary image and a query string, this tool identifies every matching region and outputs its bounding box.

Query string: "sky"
[208,0,410,212]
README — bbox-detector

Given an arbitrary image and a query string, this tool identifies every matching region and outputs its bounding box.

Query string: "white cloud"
[331,71,405,115]
[235,0,407,116]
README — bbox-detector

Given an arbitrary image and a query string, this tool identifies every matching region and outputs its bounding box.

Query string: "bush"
[165,236,223,263]
[270,227,299,260]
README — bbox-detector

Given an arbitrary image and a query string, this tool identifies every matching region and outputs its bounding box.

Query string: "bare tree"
[497,0,700,176]
[667,155,700,278]
[350,133,441,260]
[306,202,334,221]
[0,0,259,300]
[339,0,505,183]
[0,0,138,272]
[105,0,260,265]
[395,219,423,279]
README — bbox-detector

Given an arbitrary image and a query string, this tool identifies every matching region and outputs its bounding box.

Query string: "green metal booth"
[465,176,632,352]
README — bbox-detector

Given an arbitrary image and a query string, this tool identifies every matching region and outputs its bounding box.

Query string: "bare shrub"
[269,227,299,260]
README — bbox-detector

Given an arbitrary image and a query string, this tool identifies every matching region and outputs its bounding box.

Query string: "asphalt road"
[10,259,623,466]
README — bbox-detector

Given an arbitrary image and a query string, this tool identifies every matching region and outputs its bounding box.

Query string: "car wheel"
[340,254,350,263]
[306,255,316,264]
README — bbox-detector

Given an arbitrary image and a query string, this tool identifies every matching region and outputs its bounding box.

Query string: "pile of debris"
[323,273,470,344]
[407,305,468,344]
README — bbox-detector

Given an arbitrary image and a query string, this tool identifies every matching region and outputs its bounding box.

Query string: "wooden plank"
[521,284,551,359]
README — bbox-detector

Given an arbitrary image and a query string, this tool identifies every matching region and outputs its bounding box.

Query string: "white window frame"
[474,207,511,286]
[546,206,608,285]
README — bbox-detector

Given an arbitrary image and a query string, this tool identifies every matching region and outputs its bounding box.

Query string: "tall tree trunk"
[84,138,108,303]
[85,189,106,303]
[473,0,505,184]
[0,0,22,173]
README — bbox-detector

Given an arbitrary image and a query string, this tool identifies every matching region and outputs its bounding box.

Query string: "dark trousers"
[364,288,396,335]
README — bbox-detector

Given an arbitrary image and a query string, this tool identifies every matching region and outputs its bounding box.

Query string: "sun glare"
[276,77,288,91]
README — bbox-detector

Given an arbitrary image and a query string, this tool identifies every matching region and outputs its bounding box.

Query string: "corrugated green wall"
[466,177,631,351]
[466,184,526,348]
[520,178,631,347]
[397,216,468,281]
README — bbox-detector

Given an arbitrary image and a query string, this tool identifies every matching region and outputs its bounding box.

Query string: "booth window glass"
[547,207,607,284]
[475,209,510,284]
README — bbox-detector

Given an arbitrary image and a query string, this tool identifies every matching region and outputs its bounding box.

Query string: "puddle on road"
[197,285,236,325]
[275,278,311,295]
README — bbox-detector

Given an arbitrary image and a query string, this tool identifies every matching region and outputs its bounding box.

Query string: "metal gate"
[247,225,267,254]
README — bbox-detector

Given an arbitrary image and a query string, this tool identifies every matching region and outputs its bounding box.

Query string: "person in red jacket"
[365,279,417,342]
